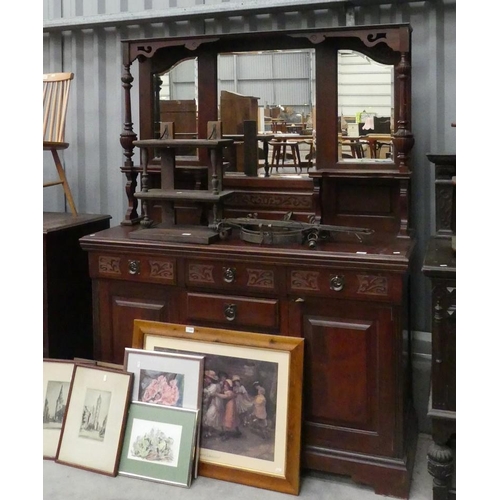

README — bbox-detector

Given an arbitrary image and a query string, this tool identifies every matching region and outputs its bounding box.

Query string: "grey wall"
[43,0,455,433]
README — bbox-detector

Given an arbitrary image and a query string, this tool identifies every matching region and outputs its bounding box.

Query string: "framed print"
[124,348,204,410]
[118,402,199,487]
[55,364,133,476]
[43,359,75,459]
[132,320,304,495]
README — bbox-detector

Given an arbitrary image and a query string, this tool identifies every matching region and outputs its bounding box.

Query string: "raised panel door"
[300,298,397,457]
[94,280,176,363]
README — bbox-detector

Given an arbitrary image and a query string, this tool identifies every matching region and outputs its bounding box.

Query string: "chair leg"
[51,149,78,215]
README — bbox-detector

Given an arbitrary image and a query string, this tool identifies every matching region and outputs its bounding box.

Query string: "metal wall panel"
[43,1,456,340]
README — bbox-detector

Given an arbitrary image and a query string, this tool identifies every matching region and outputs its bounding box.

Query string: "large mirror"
[153,47,394,176]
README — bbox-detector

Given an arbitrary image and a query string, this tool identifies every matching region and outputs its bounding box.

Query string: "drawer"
[185,259,280,294]
[186,292,280,330]
[288,268,401,302]
[89,253,176,285]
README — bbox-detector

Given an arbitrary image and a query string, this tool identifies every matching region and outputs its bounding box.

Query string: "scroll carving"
[149,260,174,280]
[188,264,214,283]
[247,269,274,289]
[98,256,121,275]
[226,193,312,209]
[357,275,388,296]
[291,271,319,291]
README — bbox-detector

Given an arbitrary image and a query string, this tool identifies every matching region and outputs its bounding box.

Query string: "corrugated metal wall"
[43,0,456,339]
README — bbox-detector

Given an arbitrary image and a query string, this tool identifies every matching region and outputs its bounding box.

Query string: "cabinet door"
[93,280,176,363]
[300,298,400,457]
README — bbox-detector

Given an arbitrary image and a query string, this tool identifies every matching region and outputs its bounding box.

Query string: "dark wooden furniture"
[422,238,456,500]
[423,153,456,500]
[81,227,417,498]
[44,212,111,359]
[82,23,418,498]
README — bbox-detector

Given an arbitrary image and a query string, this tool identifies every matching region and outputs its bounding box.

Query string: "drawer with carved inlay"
[185,259,282,294]
[88,253,176,285]
[288,268,402,302]
[185,292,280,330]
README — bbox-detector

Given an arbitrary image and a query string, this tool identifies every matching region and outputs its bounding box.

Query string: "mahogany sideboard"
[43,212,111,359]
[80,225,418,498]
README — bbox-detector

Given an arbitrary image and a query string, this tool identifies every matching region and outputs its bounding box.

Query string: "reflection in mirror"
[153,49,395,176]
[217,50,315,177]
[155,58,199,158]
[337,50,394,162]
[154,51,317,177]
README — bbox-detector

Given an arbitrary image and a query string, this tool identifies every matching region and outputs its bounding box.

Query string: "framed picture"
[132,320,304,495]
[43,359,76,459]
[55,364,133,476]
[124,348,204,410]
[119,402,199,487]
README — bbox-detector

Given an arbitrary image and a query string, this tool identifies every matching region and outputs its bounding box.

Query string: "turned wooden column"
[392,52,414,173]
[120,60,139,225]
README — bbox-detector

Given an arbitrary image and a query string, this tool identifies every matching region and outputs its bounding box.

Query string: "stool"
[269,140,301,173]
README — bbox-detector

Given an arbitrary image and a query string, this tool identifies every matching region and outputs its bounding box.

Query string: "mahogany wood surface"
[99,23,418,498]
[80,225,417,498]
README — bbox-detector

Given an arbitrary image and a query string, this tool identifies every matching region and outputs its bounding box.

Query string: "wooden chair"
[43,72,77,215]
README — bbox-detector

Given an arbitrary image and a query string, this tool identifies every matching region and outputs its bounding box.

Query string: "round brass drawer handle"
[330,275,345,292]
[128,260,141,275]
[224,303,237,321]
[223,267,236,283]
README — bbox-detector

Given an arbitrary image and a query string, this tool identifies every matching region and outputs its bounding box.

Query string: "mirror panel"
[338,50,394,162]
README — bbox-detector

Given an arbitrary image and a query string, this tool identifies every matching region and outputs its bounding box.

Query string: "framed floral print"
[118,402,199,487]
[124,348,204,410]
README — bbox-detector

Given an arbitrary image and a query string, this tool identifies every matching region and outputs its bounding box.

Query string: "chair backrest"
[43,72,74,144]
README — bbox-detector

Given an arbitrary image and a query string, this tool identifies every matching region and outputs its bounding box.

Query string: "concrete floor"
[43,433,434,500]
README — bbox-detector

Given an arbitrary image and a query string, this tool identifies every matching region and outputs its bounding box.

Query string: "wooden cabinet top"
[43,212,112,234]
[80,225,414,272]
[422,237,456,278]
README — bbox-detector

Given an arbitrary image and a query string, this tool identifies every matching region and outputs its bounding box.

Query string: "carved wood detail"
[357,275,388,296]
[226,192,312,209]
[98,256,121,275]
[149,260,174,280]
[188,264,214,283]
[290,270,320,291]
[246,269,274,288]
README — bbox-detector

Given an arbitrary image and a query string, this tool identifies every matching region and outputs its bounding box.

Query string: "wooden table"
[44,212,111,359]
[339,134,392,159]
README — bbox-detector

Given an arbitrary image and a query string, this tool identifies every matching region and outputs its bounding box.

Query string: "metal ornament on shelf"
[210,212,374,249]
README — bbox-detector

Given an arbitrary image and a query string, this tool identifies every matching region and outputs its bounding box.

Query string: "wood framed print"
[132,320,304,495]
[124,348,204,410]
[43,359,76,459]
[119,402,199,487]
[55,364,133,476]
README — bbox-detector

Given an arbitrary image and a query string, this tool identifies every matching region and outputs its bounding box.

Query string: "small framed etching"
[55,364,133,476]
[43,359,76,459]
[119,402,199,487]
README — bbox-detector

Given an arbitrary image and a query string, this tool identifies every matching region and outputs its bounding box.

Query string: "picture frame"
[124,348,204,410]
[55,364,133,476]
[118,402,199,487]
[132,320,304,495]
[43,359,76,459]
